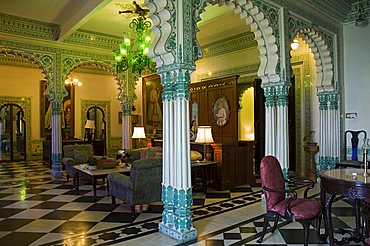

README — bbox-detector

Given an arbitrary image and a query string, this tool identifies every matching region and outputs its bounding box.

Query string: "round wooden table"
[320,168,370,245]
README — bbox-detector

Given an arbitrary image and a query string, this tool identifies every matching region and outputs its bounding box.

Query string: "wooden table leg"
[75,171,80,191]
[92,176,97,199]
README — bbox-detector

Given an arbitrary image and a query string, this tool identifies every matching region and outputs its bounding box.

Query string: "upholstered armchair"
[257,156,322,246]
[62,144,103,187]
[107,156,162,216]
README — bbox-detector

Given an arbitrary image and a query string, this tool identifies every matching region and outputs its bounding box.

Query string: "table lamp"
[84,120,95,142]
[195,126,214,162]
[132,126,146,148]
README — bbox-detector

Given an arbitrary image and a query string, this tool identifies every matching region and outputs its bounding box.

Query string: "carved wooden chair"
[257,156,323,246]
[345,130,367,162]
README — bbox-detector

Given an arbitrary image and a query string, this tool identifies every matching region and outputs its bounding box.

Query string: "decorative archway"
[290,26,339,173]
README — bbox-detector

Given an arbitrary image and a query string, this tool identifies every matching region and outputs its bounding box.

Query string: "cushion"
[270,198,322,220]
[140,149,148,159]
[190,150,202,161]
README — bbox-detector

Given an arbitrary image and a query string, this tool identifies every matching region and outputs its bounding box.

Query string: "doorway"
[0,103,26,162]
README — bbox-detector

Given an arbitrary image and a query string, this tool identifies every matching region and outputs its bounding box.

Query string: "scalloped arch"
[145,0,280,83]
[0,48,54,99]
[294,28,334,91]
[62,59,122,100]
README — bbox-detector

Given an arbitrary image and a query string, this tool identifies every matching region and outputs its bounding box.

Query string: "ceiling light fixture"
[64,77,82,86]
[114,1,156,75]
[355,1,365,27]
[291,39,299,51]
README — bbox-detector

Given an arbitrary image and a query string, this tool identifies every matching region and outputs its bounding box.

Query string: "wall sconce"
[65,77,82,86]
[132,126,146,148]
[195,126,214,162]
[291,39,299,51]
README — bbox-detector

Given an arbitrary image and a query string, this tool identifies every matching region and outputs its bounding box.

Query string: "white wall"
[343,22,370,138]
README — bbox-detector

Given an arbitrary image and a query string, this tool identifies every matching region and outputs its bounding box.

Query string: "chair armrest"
[62,157,75,167]
[286,178,315,198]
[263,186,298,217]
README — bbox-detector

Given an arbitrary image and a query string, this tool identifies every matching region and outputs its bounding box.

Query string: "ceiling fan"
[116,1,149,18]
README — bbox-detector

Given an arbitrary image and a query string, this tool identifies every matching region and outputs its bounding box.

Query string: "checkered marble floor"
[0,161,362,245]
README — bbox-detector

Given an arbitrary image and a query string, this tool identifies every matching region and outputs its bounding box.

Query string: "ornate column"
[117,69,138,150]
[329,92,340,167]
[146,0,200,242]
[159,68,196,242]
[50,100,64,178]
[276,84,290,178]
[318,93,329,171]
[121,103,132,150]
[262,84,277,156]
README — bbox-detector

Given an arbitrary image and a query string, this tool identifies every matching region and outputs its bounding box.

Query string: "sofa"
[107,147,162,216]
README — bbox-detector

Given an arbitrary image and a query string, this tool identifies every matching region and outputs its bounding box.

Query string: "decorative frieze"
[201,32,257,59]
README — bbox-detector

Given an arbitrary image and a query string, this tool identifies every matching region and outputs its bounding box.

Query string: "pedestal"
[303,142,319,181]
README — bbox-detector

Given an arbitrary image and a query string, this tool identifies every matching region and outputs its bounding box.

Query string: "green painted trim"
[0,13,59,40]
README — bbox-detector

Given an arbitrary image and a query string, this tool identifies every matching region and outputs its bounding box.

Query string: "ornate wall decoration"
[0,13,59,41]
[81,100,111,152]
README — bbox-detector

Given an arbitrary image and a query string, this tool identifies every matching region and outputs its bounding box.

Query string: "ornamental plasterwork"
[81,100,111,151]
[201,32,257,59]
[304,0,351,22]
[0,96,32,161]
[196,64,259,81]
[64,30,122,51]
[0,13,59,41]
[273,0,340,31]
[346,0,370,22]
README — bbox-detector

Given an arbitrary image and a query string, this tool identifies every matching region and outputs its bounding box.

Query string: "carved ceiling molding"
[202,32,257,59]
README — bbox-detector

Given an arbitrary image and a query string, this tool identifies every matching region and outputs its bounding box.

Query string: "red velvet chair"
[257,156,323,246]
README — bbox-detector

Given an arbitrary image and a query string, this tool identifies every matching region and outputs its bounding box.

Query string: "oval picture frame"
[212,95,230,127]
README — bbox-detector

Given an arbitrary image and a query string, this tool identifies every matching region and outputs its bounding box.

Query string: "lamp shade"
[195,126,214,144]
[84,120,95,129]
[132,127,146,139]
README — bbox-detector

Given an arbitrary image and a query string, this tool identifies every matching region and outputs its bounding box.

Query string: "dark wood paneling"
[254,79,265,174]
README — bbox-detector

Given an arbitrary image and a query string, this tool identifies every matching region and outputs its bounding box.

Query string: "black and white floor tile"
[0,161,362,245]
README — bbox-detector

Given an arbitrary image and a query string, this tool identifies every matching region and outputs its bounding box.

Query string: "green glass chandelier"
[114,13,155,75]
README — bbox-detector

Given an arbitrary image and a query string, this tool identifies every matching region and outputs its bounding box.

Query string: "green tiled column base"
[159,223,197,243]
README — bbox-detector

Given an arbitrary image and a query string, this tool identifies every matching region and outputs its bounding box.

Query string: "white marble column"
[159,69,196,242]
[318,94,329,171]
[50,101,64,178]
[263,85,276,156]
[276,84,290,177]
[121,104,132,150]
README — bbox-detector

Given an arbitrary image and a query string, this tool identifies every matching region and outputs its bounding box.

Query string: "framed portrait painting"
[212,95,230,127]
[142,74,162,136]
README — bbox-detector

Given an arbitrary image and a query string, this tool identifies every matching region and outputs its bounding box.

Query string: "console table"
[320,168,370,245]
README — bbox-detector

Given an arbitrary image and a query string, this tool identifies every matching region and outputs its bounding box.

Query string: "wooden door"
[254,79,265,174]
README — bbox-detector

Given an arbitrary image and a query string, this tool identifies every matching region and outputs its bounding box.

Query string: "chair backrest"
[345,130,367,161]
[63,144,93,164]
[260,156,285,210]
[130,157,162,203]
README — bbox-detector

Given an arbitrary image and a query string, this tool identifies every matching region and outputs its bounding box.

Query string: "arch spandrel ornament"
[146,0,280,83]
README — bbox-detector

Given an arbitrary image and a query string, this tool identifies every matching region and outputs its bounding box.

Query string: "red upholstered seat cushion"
[270,198,322,220]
